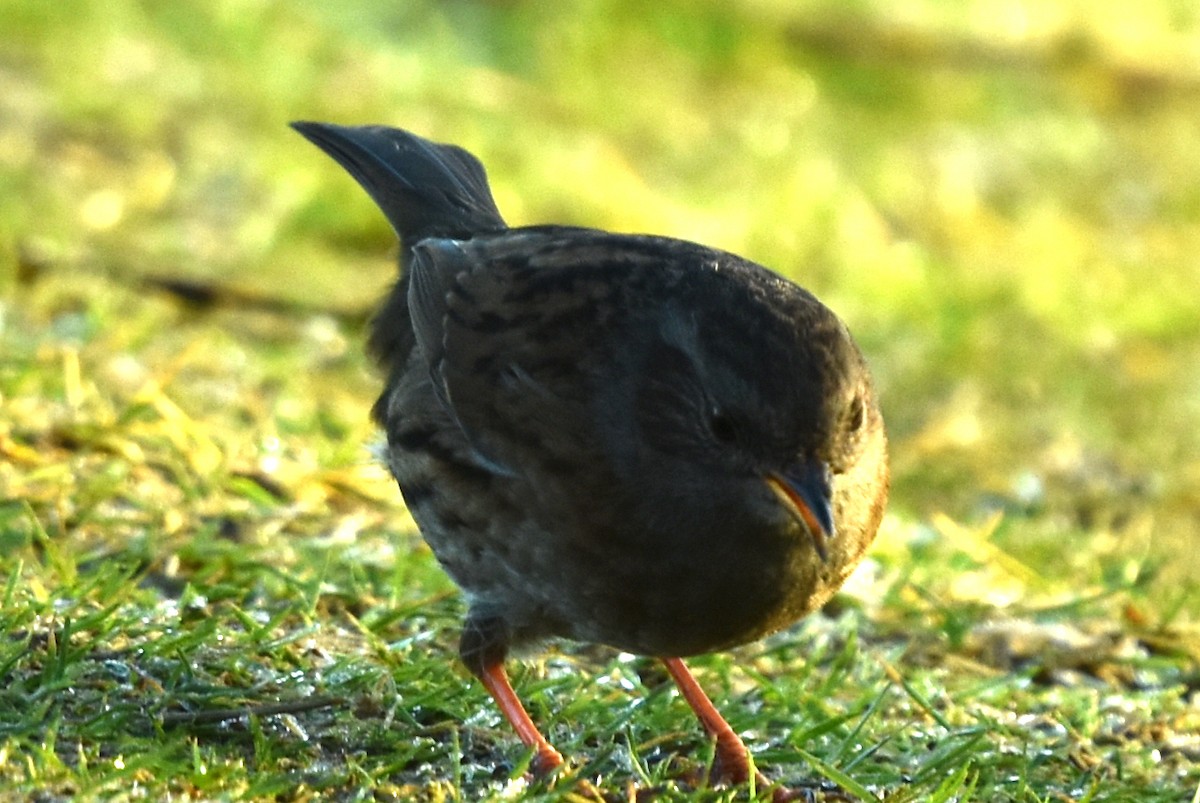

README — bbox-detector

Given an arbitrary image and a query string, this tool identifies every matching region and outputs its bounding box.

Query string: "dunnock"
[292,122,889,795]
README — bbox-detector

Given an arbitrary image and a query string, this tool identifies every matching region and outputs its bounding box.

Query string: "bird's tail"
[291,122,507,251]
[293,122,507,382]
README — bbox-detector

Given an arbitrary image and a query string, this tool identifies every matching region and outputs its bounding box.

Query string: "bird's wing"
[406,227,689,477]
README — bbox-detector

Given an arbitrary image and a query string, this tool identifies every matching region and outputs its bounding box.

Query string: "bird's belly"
[413,493,820,657]
[386,407,832,658]
[558,534,826,656]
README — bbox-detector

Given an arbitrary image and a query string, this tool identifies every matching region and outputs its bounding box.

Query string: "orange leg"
[661,657,758,786]
[460,616,564,776]
[477,659,565,776]
[664,655,819,803]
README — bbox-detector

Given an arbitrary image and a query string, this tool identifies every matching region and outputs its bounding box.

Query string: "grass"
[2,0,1199,800]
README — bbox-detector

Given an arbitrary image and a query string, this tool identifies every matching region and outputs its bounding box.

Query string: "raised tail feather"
[292,122,508,395]
[291,122,508,252]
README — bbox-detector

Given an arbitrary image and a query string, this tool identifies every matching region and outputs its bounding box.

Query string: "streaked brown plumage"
[293,121,889,797]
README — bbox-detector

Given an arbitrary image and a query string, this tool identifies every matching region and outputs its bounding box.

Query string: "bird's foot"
[701,746,859,801]
[528,744,565,777]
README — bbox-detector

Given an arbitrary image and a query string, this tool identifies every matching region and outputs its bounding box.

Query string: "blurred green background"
[5,0,1197,612]
[2,0,1199,799]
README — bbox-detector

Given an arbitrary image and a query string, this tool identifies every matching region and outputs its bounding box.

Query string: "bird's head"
[607,258,885,564]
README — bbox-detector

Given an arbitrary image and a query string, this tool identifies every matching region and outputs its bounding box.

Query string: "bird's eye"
[846,395,865,433]
[709,409,737,443]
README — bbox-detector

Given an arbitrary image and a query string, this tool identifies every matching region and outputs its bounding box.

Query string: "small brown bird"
[293,122,889,795]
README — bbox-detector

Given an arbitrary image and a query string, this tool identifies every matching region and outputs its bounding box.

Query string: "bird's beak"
[765,460,836,562]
